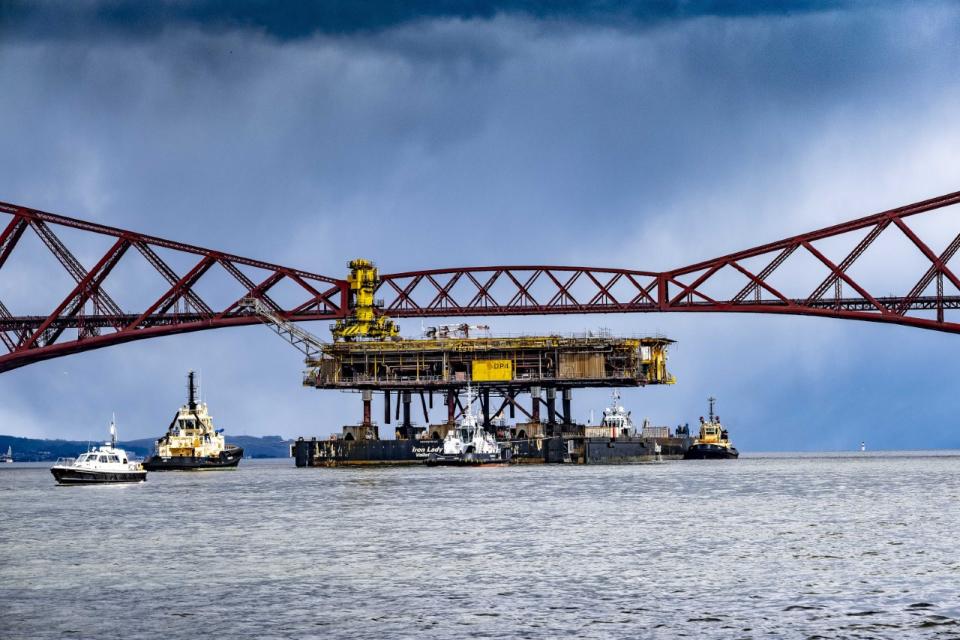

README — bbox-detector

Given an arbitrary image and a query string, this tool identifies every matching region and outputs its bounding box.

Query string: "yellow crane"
[331,259,399,341]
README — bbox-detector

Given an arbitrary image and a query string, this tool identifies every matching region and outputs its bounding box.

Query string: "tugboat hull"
[143,446,243,471]
[683,443,739,459]
[51,467,146,485]
[425,450,511,466]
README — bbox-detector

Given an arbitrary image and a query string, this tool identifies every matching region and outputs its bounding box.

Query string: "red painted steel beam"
[665,189,960,277]
[0,313,342,374]
[1,190,960,373]
[0,216,27,270]
[893,218,960,293]
[21,237,131,349]
[0,201,341,285]
[732,245,797,303]
[0,201,347,372]
[125,254,218,330]
[134,241,214,316]
[28,219,125,319]
[897,230,960,315]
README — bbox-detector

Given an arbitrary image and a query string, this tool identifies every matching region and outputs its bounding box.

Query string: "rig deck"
[304,333,675,391]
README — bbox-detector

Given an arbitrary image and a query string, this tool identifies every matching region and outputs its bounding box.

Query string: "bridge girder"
[0,190,959,373]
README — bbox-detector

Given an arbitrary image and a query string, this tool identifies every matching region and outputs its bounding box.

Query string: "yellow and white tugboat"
[143,371,243,471]
[50,418,146,484]
[683,397,739,460]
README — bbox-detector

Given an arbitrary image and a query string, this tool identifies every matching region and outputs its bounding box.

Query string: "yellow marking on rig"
[472,359,513,382]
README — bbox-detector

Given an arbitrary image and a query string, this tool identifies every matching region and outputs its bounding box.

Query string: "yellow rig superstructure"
[305,333,674,391]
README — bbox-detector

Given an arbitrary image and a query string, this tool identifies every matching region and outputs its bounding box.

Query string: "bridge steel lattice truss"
[1,190,960,373]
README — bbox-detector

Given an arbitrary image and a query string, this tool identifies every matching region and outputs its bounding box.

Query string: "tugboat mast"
[708,396,716,423]
[187,370,198,410]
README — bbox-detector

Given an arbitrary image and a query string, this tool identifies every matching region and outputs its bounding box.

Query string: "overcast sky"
[1,1,959,450]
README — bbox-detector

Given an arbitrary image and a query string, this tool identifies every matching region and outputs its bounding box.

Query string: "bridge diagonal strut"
[133,242,215,317]
[29,219,125,323]
[732,245,798,303]
[804,219,891,305]
[896,230,960,316]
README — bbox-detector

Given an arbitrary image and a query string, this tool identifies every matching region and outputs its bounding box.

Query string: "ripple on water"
[1,453,960,639]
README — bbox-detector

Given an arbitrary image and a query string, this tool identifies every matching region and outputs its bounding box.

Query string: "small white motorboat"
[50,418,146,485]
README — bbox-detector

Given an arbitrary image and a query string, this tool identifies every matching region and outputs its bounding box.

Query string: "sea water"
[2,452,959,639]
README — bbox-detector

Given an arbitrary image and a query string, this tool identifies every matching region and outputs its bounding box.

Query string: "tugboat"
[587,390,635,439]
[578,391,659,464]
[142,371,243,471]
[683,397,739,460]
[50,418,146,484]
[427,387,511,466]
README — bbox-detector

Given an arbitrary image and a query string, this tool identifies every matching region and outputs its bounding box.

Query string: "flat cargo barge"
[291,427,690,467]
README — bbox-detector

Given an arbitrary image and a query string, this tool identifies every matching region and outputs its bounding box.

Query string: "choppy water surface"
[2,452,960,639]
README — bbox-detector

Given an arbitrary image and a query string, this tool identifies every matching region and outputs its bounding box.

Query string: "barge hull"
[292,434,690,466]
[294,437,548,467]
[582,438,654,464]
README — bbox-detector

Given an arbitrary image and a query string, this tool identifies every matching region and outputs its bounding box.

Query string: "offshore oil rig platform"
[246,259,687,465]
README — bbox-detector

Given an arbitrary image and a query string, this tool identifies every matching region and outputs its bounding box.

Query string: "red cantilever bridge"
[1,190,960,374]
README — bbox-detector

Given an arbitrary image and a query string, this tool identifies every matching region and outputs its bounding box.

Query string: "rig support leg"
[447,389,456,424]
[531,386,541,423]
[362,389,372,426]
[402,390,411,428]
[384,390,391,425]
[482,388,490,426]
[420,391,430,424]
[546,387,557,429]
[562,388,572,426]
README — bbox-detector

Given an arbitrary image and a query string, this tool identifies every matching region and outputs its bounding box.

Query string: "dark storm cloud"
[4,0,853,40]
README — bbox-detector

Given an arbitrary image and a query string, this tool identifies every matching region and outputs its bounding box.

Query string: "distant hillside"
[0,434,294,462]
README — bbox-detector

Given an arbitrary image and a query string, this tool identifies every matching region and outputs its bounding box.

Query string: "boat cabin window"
[108,455,120,463]
[98,455,108,463]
